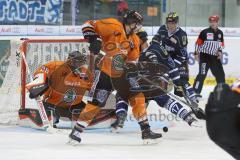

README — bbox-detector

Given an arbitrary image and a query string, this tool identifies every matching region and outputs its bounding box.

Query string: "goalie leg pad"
[19,108,52,129]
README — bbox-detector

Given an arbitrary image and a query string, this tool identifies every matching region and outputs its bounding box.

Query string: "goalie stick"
[20,40,55,133]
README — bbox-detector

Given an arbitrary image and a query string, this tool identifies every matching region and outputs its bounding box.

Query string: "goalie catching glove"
[26,73,49,99]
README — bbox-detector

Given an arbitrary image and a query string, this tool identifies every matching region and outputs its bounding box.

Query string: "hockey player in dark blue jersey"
[153,12,189,97]
[139,40,204,118]
[140,12,205,122]
[111,27,205,132]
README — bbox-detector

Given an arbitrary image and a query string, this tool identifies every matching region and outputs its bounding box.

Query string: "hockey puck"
[163,126,168,132]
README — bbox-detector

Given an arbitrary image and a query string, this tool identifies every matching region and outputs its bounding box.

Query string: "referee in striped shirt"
[193,15,225,97]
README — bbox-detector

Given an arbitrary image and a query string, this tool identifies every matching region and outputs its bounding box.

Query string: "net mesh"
[25,41,89,84]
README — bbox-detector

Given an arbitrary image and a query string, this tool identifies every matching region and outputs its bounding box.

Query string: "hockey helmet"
[166,12,179,23]
[67,51,87,69]
[209,15,219,23]
[123,10,143,25]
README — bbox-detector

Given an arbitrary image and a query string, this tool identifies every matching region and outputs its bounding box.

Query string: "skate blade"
[190,123,203,128]
[67,138,81,146]
[45,126,59,134]
[46,127,70,135]
[142,139,160,145]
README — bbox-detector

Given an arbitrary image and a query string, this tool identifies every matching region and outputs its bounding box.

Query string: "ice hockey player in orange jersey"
[26,51,115,127]
[69,10,162,145]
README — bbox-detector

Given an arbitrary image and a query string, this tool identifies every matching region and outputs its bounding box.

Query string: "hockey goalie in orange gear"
[69,10,162,145]
[24,51,115,128]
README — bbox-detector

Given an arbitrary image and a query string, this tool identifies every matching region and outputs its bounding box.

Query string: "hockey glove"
[125,62,139,79]
[89,37,102,55]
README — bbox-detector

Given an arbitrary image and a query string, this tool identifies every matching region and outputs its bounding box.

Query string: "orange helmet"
[209,15,220,22]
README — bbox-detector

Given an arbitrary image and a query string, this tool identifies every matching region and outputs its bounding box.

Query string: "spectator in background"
[117,0,129,17]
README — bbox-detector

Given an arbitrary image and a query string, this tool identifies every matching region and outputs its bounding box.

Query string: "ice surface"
[0,86,234,160]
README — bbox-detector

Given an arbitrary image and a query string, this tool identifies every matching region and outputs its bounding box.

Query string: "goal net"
[0,39,90,125]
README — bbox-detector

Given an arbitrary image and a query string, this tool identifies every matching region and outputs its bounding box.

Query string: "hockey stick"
[157,74,206,119]
[20,45,55,133]
[110,54,206,119]
[139,74,206,120]
[89,52,96,73]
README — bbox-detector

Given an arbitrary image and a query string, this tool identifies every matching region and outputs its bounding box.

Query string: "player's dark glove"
[89,37,102,55]
[125,62,139,79]
[136,30,148,44]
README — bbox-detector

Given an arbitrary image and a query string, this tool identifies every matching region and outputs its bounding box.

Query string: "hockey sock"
[139,119,150,131]
[74,121,85,132]
[116,100,128,115]
[114,100,128,127]
[155,95,193,123]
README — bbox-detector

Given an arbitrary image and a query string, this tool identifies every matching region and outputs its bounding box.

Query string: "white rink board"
[1,35,239,80]
[187,36,240,78]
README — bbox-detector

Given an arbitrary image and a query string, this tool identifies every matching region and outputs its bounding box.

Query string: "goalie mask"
[67,51,87,71]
